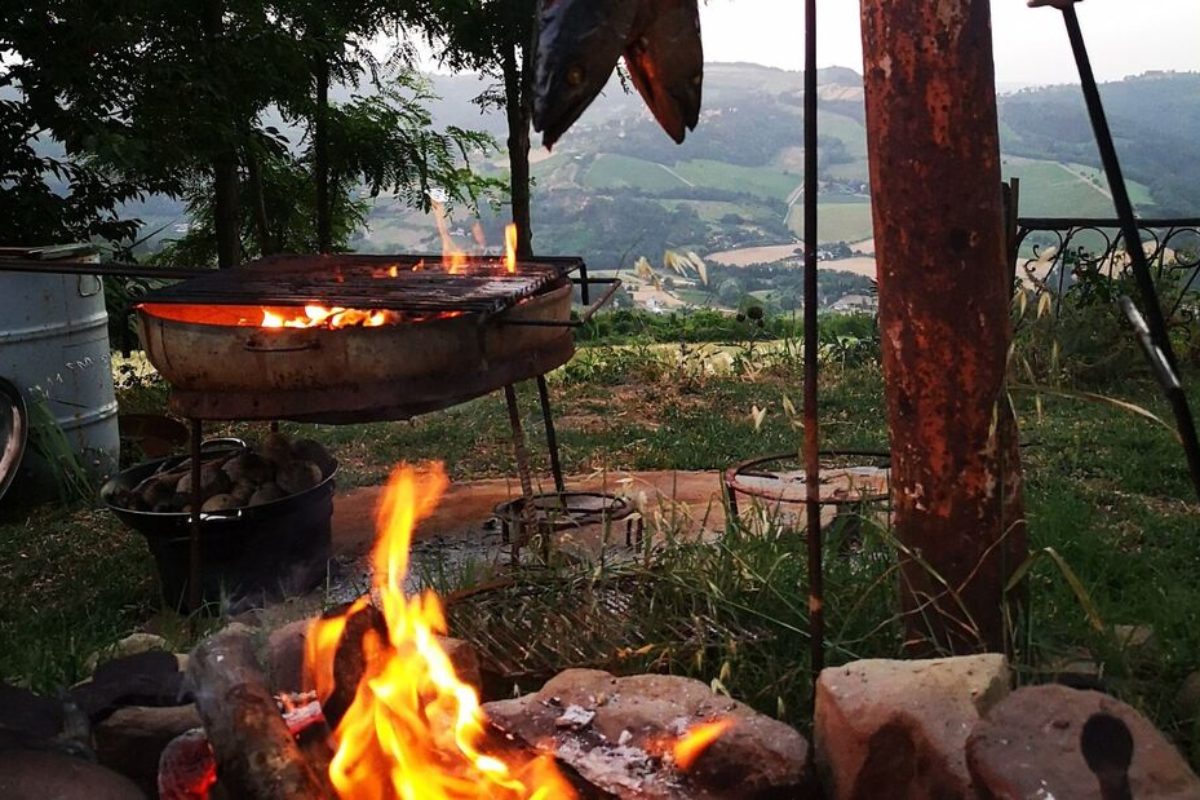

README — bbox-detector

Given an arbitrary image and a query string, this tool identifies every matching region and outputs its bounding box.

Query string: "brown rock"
[483,668,815,799]
[813,654,1011,800]
[967,684,1200,800]
[95,704,203,796]
[0,749,146,799]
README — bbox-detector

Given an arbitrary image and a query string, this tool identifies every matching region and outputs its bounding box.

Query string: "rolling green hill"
[357,64,1199,280]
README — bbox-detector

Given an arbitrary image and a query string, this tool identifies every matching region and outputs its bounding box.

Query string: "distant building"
[829,294,878,314]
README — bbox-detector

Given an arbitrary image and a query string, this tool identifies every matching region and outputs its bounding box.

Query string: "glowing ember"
[260,305,397,329]
[306,464,576,799]
[672,719,733,771]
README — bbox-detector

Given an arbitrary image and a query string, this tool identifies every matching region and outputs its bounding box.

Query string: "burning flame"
[306,464,576,800]
[433,201,468,274]
[672,719,733,771]
[505,224,518,274]
[260,305,397,329]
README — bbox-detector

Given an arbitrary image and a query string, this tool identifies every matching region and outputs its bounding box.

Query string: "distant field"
[787,202,875,243]
[707,243,800,266]
[670,159,799,201]
[583,154,688,192]
[1001,156,1155,217]
[658,199,773,225]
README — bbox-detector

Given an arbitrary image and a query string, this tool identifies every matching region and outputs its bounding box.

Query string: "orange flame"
[258,305,397,329]
[504,224,518,274]
[672,719,733,771]
[432,201,468,274]
[306,464,576,800]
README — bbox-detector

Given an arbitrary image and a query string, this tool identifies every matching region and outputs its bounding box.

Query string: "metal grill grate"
[141,253,583,316]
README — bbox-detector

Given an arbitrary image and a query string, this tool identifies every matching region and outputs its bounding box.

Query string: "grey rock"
[484,668,815,799]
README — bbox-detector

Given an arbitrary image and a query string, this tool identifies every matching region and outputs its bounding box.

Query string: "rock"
[265,612,481,695]
[95,704,203,796]
[1040,647,1105,690]
[0,681,64,741]
[157,728,216,800]
[0,749,146,799]
[813,654,1010,800]
[84,633,171,675]
[968,684,1200,799]
[1175,670,1200,720]
[1113,623,1155,652]
[483,668,815,799]
[71,650,188,721]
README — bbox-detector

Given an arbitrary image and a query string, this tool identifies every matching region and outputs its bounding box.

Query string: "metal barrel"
[0,248,120,497]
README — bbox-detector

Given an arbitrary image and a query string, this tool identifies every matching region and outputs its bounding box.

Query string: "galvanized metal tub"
[136,279,575,423]
[0,266,120,492]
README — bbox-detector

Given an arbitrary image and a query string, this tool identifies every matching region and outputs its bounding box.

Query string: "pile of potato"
[112,433,335,514]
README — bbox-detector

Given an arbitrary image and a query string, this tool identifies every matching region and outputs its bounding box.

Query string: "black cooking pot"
[101,440,337,611]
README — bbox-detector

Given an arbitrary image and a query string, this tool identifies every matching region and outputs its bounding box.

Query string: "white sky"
[698,0,1200,87]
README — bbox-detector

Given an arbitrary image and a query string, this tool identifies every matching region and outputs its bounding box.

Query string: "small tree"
[418,0,538,257]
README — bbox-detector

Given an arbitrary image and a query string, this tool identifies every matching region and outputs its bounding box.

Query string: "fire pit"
[129,250,619,611]
[137,253,595,423]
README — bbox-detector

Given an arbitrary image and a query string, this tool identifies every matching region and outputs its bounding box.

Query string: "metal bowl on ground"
[100,443,337,611]
[0,377,28,504]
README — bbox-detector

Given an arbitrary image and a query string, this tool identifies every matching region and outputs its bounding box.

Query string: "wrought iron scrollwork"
[1014,218,1200,323]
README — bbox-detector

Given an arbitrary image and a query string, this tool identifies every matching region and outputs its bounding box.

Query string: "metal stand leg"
[536,375,566,496]
[503,385,537,562]
[188,419,203,615]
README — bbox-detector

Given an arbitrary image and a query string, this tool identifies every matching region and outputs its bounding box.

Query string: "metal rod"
[1054,4,1200,501]
[503,385,537,560]
[499,280,622,327]
[579,259,590,305]
[188,418,203,615]
[0,259,213,280]
[536,375,566,495]
[802,0,824,680]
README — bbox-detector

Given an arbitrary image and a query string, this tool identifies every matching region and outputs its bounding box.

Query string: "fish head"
[533,0,640,149]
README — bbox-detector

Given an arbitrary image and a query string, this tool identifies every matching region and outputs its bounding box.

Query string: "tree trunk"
[859,0,1027,654]
[244,144,274,257]
[203,0,240,269]
[212,154,241,269]
[502,40,533,259]
[314,52,332,254]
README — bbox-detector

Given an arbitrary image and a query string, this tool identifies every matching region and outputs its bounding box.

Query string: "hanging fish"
[532,0,642,150]
[623,0,703,144]
[532,0,705,149]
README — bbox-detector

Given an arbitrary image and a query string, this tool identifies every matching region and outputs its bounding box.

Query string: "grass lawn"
[2,322,1199,763]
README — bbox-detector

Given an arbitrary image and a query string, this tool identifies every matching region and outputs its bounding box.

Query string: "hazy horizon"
[407,0,1200,90]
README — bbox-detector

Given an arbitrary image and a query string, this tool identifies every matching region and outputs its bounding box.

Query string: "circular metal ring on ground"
[725,450,892,510]
[493,491,644,549]
[0,377,28,503]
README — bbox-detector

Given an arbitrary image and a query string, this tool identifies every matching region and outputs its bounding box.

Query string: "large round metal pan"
[136,279,574,422]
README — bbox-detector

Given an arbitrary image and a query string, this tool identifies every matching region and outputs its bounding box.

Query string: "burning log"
[185,624,329,799]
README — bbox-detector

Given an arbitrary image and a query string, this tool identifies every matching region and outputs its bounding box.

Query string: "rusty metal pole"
[859,0,1027,653]
[802,0,824,681]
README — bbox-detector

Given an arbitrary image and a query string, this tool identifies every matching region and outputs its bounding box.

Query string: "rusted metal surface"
[139,281,574,420]
[141,253,581,315]
[165,334,574,423]
[802,0,824,680]
[860,0,1027,653]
